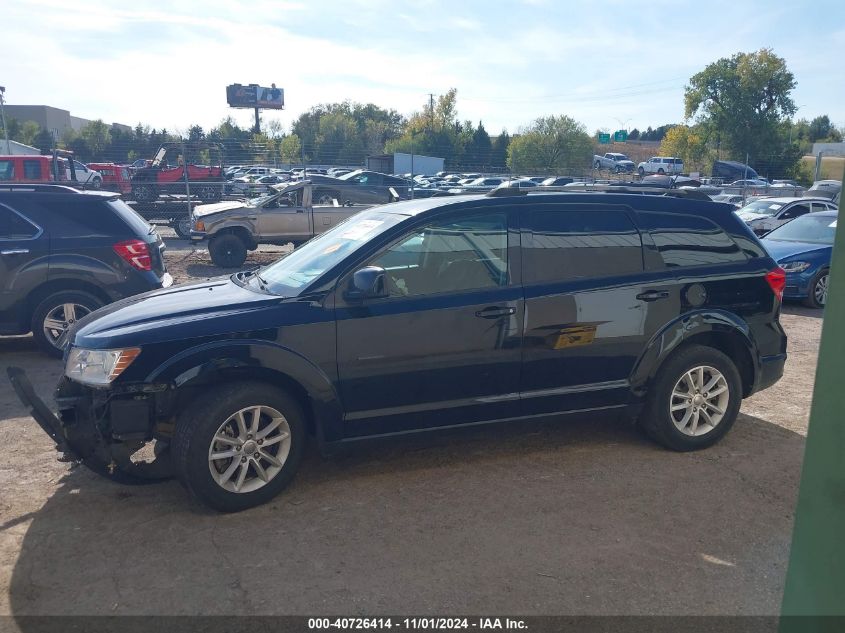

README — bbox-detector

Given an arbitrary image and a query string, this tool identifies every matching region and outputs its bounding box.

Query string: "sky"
[2,0,844,137]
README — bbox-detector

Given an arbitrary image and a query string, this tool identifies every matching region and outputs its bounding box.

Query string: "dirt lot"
[0,233,820,618]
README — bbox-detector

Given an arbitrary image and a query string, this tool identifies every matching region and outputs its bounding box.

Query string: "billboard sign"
[226,83,284,109]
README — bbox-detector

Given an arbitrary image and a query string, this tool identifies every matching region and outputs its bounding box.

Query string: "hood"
[71,277,280,349]
[761,239,833,263]
[194,201,248,218]
[617,160,635,166]
[736,211,769,222]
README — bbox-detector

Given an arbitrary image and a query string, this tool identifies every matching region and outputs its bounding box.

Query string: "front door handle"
[1,249,29,255]
[475,306,516,319]
[636,290,670,302]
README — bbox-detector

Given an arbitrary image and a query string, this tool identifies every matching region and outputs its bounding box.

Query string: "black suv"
[9,190,787,511]
[0,185,171,356]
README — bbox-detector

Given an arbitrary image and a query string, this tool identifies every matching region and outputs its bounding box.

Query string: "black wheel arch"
[145,340,345,450]
[25,279,113,327]
[629,310,758,399]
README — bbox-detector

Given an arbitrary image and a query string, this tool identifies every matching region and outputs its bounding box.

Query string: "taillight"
[114,239,152,271]
[766,266,786,301]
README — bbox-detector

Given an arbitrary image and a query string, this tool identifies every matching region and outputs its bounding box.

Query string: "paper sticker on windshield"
[340,219,384,241]
[830,220,837,228]
[770,204,782,209]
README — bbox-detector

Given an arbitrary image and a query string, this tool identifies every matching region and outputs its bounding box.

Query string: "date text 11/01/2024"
[308,618,528,630]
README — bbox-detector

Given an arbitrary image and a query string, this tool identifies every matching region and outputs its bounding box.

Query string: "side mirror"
[345,266,388,302]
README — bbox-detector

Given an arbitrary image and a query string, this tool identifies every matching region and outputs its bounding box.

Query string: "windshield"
[247,192,279,207]
[257,209,406,295]
[738,200,784,216]
[764,214,837,244]
[338,170,362,181]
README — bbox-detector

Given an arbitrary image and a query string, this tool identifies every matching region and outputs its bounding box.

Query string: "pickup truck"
[190,180,368,267]
[593,153,635,173]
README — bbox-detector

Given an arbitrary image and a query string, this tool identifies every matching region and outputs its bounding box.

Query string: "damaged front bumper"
[7,366,174,483]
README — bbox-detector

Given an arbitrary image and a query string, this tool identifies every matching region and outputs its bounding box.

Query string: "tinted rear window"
[638,211,747,268]
[21,196,150,237]
[23,160,43,180]
[524,208,644,283]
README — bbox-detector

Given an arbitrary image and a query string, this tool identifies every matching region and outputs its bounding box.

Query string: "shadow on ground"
[4,405,803,618]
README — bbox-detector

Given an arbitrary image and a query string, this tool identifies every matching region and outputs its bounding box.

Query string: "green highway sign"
[614,129,628,142]
[598,133,611,144]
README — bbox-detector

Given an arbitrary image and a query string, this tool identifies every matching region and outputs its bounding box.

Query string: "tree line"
[3,48,839,181]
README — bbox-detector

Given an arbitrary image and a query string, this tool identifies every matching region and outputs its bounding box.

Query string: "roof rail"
[551,183,714,201]
[0,184,83,194]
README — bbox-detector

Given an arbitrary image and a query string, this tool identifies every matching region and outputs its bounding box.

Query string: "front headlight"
[780,261,811,273]
[65,347,141,386]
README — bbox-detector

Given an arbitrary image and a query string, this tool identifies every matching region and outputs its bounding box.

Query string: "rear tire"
[171,382,306,512]
[803,269,829,309]
[638,167,645,176]
[31,290,103,358]
[639,345,742,451]
[594,161,602,170]
[208,233,247,268]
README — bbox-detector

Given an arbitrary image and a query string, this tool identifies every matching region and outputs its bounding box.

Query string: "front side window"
[524,208,643,283]
[369,211,509,297]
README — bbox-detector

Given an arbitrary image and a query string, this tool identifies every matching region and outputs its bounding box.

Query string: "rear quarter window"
[637,211,747,268]
[27,197,144,237]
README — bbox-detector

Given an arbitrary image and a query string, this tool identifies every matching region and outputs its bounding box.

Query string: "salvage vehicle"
[9,188,787,512]
[0,184,171,355]
[191,180,366,267]
[87,162,132,195]
[593,153,635,173]
[306,169,410,205]
[130,142,225,203]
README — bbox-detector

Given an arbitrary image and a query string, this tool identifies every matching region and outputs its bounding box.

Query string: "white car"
[67,160,102,188]
[637,157,684,176]
[735,197,837,236]
[448,177,505,193]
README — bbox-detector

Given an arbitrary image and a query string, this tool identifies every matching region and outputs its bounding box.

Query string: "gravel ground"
[0,233,819,618]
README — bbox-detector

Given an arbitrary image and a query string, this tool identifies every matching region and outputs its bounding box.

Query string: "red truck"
[130,142,224,203]
[87,162,133,194]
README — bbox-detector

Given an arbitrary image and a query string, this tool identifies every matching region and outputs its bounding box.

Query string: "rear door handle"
[1,249,29,255]
[636,290,670,302]
[475,306,516,319]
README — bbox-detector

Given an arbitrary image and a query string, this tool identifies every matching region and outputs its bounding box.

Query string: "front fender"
[146,339,344,446]
[629,309,758,396]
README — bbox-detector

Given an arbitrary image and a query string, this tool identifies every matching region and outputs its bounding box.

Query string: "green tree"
[33,128,55,153]
[808,115,842,143]
[80,120,112,159]
[279,134,302,164]
[685,48,797,176]
[507,115,592,173]
[18,121,40,146]
[490,130,510,169]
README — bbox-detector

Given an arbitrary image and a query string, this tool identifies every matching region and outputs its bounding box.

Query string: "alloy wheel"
[814,273,829,306]
[669,365,730,437]
[42,303,91,348]
[207,405,292,493]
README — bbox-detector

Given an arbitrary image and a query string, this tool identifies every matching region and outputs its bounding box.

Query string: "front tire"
[171,382,306,512]
[638,167,645,176]
[803,269,829,309]
[174,215,192,239]
[639,345,742,451]
[208,233,248,268]
[31,290,103,357]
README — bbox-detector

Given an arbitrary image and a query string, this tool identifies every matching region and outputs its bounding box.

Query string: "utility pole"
[428,93,435,131]
[0,86,10,154]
